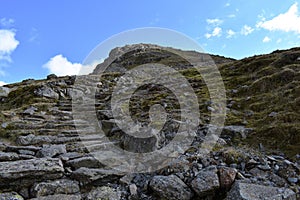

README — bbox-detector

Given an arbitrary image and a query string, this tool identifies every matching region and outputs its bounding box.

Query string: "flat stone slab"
[0,158,64,187]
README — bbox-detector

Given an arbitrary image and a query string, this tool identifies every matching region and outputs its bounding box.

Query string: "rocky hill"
[0,44,299,199]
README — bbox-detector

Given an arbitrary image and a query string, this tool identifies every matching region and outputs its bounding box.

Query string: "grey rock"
[66,156,104,169]
[29,194,81,200]
[287,177,298,184]
[47,74,58,80]
[85,186,121,200]
[0,158,64,187]
[129,184,138,196]
[149,175,193,200]
[16,134,53,146]
[23,106,38,115]
[59,152,83,161]
[36,144,67,158]
[190,167,220,197]
[31,179,80,197]
[0,192,24,200]
[0,152,20,161]
[0,86,10,97]
[218,167,237,189]
[18,149,36,156]
[222,126,253,140]
[71,167,124,186]
[226,181,296,200]
[6,145,41,153]
[269,112,278,117]
[34,85,59,99]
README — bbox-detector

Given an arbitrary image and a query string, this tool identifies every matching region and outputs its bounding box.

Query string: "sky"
[1,0,300,85]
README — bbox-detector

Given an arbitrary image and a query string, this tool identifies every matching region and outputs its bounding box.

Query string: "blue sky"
[1,0,300,85]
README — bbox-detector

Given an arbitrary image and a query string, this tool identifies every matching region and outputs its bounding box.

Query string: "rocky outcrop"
[0,44,299,199]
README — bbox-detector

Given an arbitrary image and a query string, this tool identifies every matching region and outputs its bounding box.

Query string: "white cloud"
[227,14,236,18]
[0,29,19,62]
[276,38,282,43]
[43,55,82,76]
[225,3,230,7]
[262,36,271,43]
[0,18,14,27]
[0,81,6,86]
[43,54,101,76]
[205,27,222,39]
[257,3,300,34]
[206,18,223,26]
[226,29,236,38]
[241,25,254,35]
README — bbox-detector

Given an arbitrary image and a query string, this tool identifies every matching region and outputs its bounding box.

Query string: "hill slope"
[0,44,299,199]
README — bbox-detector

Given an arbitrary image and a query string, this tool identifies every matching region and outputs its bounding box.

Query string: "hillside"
[0,44,299,199]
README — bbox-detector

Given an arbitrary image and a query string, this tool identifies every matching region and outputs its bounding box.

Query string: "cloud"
[241,25,254,35]
[43,55,83,76]
[205,27,222,39]
[0,29,19,62]
[226,29,236,38]
[0,81,6,86]
[276,38,282,43]
[0,18,14,27]
[257,3,300,34]
[225,3,230,7]
[206,18,223,26]
[227,14,236,18]
[43,54,101,76]
[262,36,271,43]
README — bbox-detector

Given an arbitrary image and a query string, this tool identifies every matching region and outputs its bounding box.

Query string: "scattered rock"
[190,167,220,197]
[226,181,296,200]
[218,167,237,190]
[23,106,38,115]
[269,112,278,117]
[149,175,193,200]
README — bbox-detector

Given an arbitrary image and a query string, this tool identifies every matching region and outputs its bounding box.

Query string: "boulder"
[85,186,121,200]
[34,85,59,99]
[71,167,124,186]
[190,167,220,197]
[36,144,67,158]
[218,167,237,189]
[0,158,64,187]
[66,156,104,169]
[149,175,193,200]
[226,181,296,200]
[0,192,24,200]
[31,179,80,197]
[0,86,10,97]
[16,134,54,146]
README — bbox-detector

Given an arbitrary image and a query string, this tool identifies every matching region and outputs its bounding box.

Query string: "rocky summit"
[0,44,299,199]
